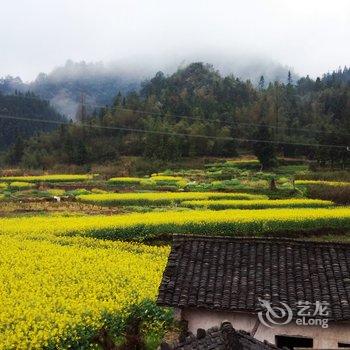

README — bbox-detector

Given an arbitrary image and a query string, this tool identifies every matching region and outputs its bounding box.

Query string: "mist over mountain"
[0,55,296,118]
[124,51,297,85]
[4,61,348,169]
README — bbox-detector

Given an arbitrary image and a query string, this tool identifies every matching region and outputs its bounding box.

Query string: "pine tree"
[253,123,277,170]
[258,75,265,91]
[7,136,25,164]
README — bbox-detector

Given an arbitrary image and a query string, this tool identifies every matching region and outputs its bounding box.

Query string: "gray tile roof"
[161,321,281,350]
[157,235,350,321]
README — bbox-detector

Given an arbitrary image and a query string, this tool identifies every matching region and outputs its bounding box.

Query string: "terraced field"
[0,174,93,183]
[77,191,266,206]
[0,163,349,348]
[1,207,349,241]
[181,198,334,210]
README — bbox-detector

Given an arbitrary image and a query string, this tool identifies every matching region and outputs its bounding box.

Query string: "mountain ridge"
[0,57,296,117]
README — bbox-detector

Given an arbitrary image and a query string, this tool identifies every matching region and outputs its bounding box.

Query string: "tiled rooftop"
[157,235,350,321]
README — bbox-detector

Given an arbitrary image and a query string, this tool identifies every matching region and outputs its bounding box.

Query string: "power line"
[92,104,350,137]
[4,93,349,137]
[0,113,348,149]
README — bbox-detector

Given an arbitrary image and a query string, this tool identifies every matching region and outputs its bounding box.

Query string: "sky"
[1,0,349,81]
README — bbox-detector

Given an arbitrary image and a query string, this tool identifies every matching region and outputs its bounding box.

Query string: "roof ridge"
[173,234,350,247]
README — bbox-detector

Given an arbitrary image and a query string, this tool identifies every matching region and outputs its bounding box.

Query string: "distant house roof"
[162,321,281,350]
[157,235,350,321]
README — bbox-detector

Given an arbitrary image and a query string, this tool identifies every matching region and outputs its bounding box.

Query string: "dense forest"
[0,91,65,162]
[1,63,349,169]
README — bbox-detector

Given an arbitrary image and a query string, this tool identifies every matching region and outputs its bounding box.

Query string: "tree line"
[0,91,65,164]
[2,63,349,169]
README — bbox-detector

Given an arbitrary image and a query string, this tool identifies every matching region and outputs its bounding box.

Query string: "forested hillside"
[2,63,349,169]
[0,91,65,158]
[0,58,294,118]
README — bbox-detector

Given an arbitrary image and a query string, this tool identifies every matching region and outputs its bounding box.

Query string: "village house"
[157,235,350,349]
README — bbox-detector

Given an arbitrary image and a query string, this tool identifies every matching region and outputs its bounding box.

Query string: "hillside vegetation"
[0,92,65,152]
[2,63,348,170]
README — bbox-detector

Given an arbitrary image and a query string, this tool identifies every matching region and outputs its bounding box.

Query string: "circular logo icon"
[258,298,293,328]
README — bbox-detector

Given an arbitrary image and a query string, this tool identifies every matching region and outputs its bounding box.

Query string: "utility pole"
[76,93,87,123]
[274,83,280,145]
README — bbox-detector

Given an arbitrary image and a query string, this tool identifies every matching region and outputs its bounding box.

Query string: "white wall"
[182,308,350,349]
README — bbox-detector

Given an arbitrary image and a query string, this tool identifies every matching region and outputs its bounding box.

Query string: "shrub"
[305,184,350,205]
[295,180,350,205]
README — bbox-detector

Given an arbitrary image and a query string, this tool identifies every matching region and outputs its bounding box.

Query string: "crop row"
[1,207,349,241]
[108,176,146,185]
[181,198,334,210]
[0,174,93,183]
[108,175,188,187]
[0,234,168,349]
[77,191,267,206]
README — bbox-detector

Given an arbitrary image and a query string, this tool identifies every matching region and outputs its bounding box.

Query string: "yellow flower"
[77,191,266,206]
[0,234,168,349]
[0,175,93,183]
[181,198,334,209]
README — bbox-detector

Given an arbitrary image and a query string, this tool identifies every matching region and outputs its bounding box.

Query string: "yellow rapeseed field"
[108,175,188,187]
[181,198,334,210]
[9,181,34,189]
[77,191,266,206]
[0,234,168,349]
[0,204,349,347]
[150,175,188,187]
[0,174,93,183]
[227,159,259,165]
[1,207,349,240]
[108,177,144,185]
